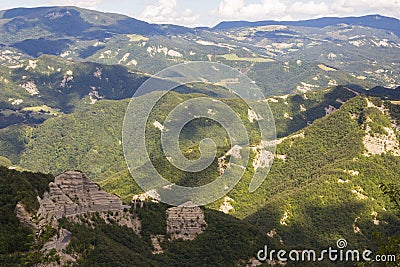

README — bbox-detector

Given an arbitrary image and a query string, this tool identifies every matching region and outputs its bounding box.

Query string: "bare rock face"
[15,202,37,229]
[37,171,129,224]
[16,171,141,266]
[166,202,207,240]
[41,228,77,266]
[150,235,165,254]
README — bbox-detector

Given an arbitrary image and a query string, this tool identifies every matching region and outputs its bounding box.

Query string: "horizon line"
[0,5,399,29]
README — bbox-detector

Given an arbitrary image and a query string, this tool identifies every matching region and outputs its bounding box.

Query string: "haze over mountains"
[0,6,399,267]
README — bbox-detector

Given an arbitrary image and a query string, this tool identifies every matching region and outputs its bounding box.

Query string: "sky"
[0,0,399,27]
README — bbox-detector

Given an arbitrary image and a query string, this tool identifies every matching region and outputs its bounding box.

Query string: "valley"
[0,5,399,267]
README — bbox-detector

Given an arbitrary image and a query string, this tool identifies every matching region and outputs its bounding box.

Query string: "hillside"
[0,86,365,191]
[0,168,281,266]
[0,87,399,253]
[0,6,190,47]
[213,15,400,37]
[0,6,399,266]
[245,97,400,251]
[0,167,53,265]
[0,7,398,94]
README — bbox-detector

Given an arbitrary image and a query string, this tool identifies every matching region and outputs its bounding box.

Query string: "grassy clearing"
[22,105,60,115]
[218,53,274,63]
[318,64,337,71]
[127,34,149,42]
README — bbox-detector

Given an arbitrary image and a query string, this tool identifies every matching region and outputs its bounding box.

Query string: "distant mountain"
[0,7,398,92]
[0,7,399,265]
[214,14,400,37]
[0,6,192,56]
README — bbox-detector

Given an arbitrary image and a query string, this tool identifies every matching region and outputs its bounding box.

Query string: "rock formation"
[15,202,37,229]
[166,202,207,240]
[37,171,130,224]
[41,228,77,266]
[16,171,141,266]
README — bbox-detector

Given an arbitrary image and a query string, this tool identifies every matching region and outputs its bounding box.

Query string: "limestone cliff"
[166,202,207,240]
[38,171,129,223]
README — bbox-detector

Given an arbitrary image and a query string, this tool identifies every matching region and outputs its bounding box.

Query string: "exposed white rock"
[118,53,130,64]
[344,170,359,176]
[265,98,279,103]
[60,51,72,58]
[151,235,165,254]
[276,154,287,161]
[219,196,234,214]
[324,105,337,115]
[20,81,39,95]
[371,39,389,47]
[297,82,319,92]
[60,73,73,88]
[280,211,290,226]
[167,49,183,57]
[253,149,274,171]
[10,99,23,105]
[25,59,37,70]
[327,52,337,60]
[127,59,138,66]
[153,121,165,131]
[284,113,293,120]
[93,67,102,79]
[226,145,242,159]
[349,40,364,47]
[351,188,368,200]
[328,79,338,86]
[353,217,362,233]
[248,109,262,123]
[89,87,104,104]
[363,124,400,156]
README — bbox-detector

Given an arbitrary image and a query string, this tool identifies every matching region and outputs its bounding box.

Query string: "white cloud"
[50,0,102,9]
[218,0,287,21]
[333,0,400,17]
[217,0,400,21]
[287,1,331,17]
[139,0,200,26]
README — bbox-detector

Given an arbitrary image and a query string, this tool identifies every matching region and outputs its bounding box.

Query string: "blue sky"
[1,0,399,27]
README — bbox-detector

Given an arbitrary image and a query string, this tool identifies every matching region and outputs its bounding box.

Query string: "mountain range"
[0,6,399,267]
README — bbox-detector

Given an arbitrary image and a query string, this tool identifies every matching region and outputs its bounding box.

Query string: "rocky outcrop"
[37,171,129,224]
[150,235,165,254]
[16,171,141,266]
[166,202,207,240]
[363,126,400,156]
[41,228,77,266]
[15,202,37,229]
